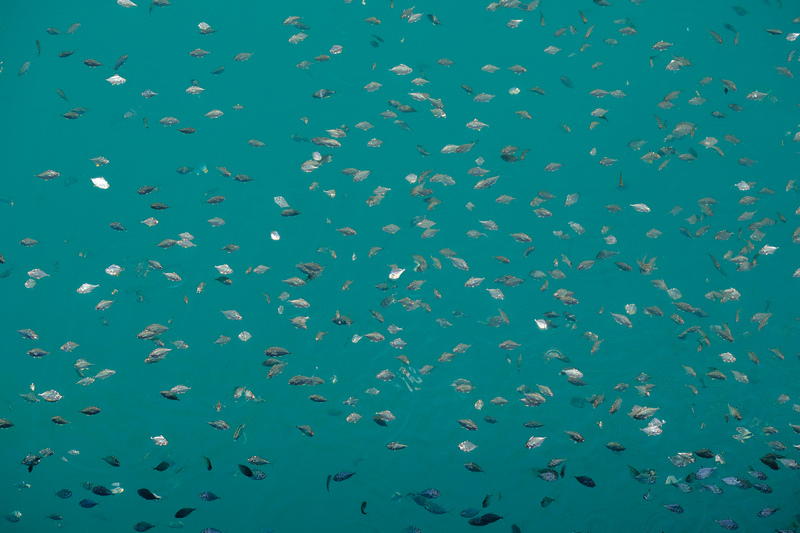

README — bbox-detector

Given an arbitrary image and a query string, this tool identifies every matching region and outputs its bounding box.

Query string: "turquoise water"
[1,0,799,531]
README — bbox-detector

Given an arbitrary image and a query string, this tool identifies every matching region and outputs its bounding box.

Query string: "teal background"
[1,1,799,532]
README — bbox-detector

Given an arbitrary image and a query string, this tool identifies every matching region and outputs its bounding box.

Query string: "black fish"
[464,462,484,473]
[575,475,596,487]
[174,508,196,518]
[468,513,502,526]
[154,461,169,472]
[238,464,253,477]
[114,54,128,70]
[55,489,72,499]
[103,456,120,467]
[92,486,113,496]
[361,501,367,515]
[137,488,160,501]
[760,453,783,471]
[326,474,332,492]
[79,499,98,508]
[333,471,355,482]
[202,456,212,470]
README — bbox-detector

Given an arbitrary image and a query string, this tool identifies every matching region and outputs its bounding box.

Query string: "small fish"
[468,513,502,526]
[575,475,596,487]
[464,462,484,473]
[174,508,196,519]
[154,461,169,472]
[199,491,219,501]
[419,488,440,499]
[360,501,367,515]
[202,456,212,470]
[333,471,355,482]
[137,488,160,501]
[715,518,739,530]
[114,55,128,70]
[79,499,98,508]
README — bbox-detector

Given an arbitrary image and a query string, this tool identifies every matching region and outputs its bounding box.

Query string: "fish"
[468,513,502,526]
[137,489,160,501]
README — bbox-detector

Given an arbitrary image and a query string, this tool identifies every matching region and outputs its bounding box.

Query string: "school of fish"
[2,0,800,531]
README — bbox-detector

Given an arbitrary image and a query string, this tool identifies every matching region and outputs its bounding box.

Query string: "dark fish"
[419,488,440,498]
[361,501,367,514]
[174,508,196,518]
[575,475,596,487]
[199,491,219,501]
[55,489,72,499]
[468,513,502,526]
[512,525,522,533]
[238,464,254,477]
[178,127,195,134]
[36,39,40,56]
[102,456,120,467]
[333,471,355,482]
[154,461,169,472]
[715,518,739,530]
[114,54,128,70]
[79,499,98,508]
[134,522,156,532]
[137,488,160,501]
[760,453,782,470]
[482,493,492,508]
[561,76,574,88]
[425,501,448,514]
[326,474,332,492]
[696,448,714,459]
[541,496,555,507]
[464,462,484,473]
[80,406,101,415]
